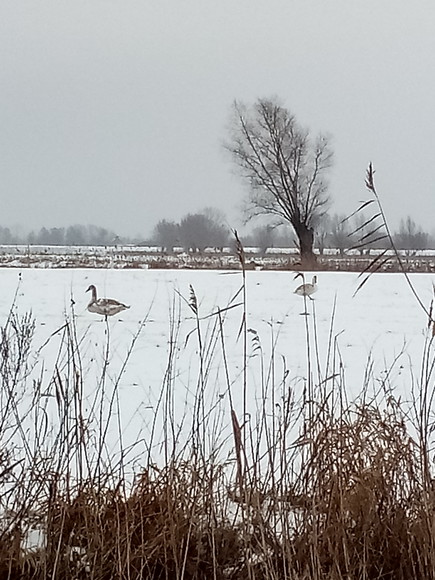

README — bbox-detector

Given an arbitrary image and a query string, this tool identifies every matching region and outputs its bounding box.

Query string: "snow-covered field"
[2,267,434,467]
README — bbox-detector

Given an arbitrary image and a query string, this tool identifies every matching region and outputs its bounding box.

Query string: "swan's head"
[86,284,96,294]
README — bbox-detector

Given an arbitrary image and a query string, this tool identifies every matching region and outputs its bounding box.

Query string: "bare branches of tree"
[225,97,333,267]
[395,216,428,254]
[153,220,180,252]
[179,213,229,252]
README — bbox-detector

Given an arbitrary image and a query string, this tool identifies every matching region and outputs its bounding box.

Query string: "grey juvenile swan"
[86,285,130,318]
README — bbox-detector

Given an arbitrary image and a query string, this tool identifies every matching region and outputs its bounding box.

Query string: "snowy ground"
[1,267,434,467]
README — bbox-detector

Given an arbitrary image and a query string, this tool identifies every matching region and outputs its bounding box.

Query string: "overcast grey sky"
[1,1,434,237]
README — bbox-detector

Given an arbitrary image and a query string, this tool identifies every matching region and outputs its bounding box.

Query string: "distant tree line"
[315,214,432,256]
[0,224,124,246]
[0,214,430,254]
[151,210,434,255]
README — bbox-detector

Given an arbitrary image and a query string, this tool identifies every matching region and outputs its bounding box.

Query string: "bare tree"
[315,213,331,256]
[394,216,428,254]
[225,97,332,267]
[179,213,229,252]
[153,220,180,252]
[328,213,352,256]
[351,211,381,255]
[251,225,275,256]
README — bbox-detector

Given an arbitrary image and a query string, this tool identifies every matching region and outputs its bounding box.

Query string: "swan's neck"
[90,286,97,302]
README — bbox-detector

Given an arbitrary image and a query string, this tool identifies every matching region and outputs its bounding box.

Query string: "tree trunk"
[293,222,317,269]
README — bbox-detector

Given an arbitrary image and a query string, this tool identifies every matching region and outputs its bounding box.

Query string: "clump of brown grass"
[1,462,246,579]
[286,400,433,579]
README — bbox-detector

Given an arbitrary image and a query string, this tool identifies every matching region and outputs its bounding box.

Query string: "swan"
[86,285,130,318]
[294,275,317,298]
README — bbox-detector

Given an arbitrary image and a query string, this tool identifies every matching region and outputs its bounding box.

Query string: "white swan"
[86,285,130,318]
[294,275,317,298]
